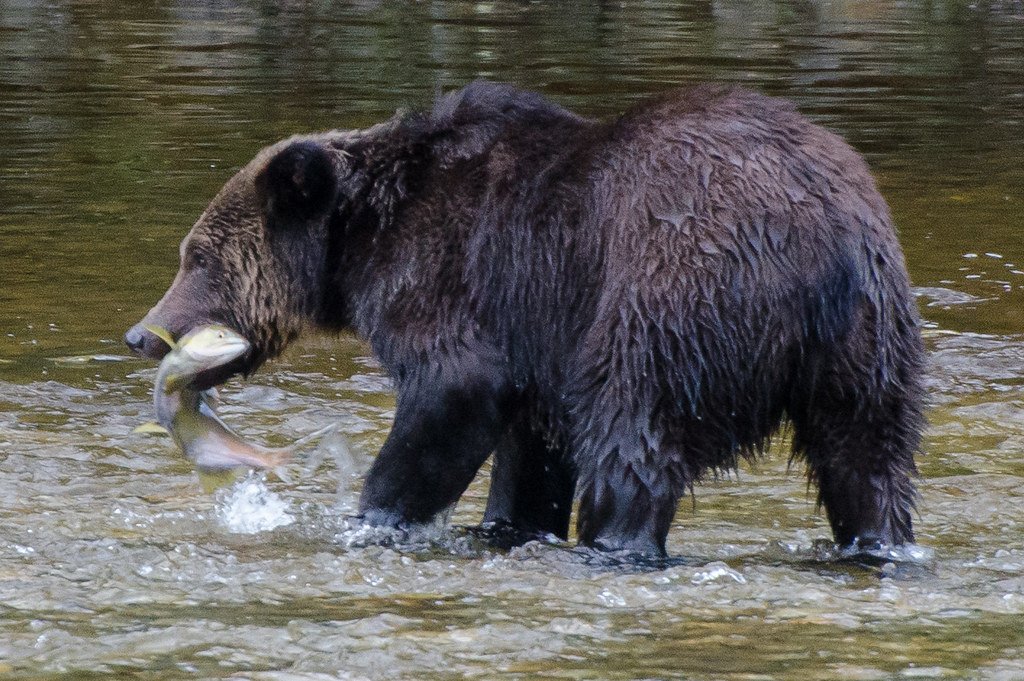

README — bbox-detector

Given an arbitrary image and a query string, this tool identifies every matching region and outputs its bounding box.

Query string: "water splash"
[336,506,455,551]
[214,474,294,534]
[841,542,936,565]
[691,561,748,585]
[766,538,936,567]
[322,430,360,513]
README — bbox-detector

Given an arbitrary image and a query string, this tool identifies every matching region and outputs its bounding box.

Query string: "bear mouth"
[190,353,253,391]
[126,319,261,390]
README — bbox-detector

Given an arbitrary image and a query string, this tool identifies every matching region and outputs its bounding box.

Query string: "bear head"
[124,134,352,387]
[125,81,583,387]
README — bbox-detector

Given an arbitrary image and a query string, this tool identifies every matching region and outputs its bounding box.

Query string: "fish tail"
[290,423,337,450]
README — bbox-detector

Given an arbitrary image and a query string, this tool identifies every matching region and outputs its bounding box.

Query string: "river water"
[2,2,1024,679]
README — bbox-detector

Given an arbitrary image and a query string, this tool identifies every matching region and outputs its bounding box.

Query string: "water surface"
[2,2,1024,679]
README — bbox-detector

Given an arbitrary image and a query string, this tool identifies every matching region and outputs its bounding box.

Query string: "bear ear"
[258,141,338,223]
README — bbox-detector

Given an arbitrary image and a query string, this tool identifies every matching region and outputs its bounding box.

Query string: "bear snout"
[124,322,172,360]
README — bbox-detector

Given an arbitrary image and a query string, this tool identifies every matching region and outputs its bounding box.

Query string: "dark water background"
[2,2,1024,679]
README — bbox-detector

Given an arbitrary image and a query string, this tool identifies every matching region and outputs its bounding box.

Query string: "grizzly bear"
[126,81,925,558]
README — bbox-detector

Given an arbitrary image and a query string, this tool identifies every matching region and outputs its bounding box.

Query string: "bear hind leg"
[791,322,925,551]
[798,403,921,550]
[574,418,686,558]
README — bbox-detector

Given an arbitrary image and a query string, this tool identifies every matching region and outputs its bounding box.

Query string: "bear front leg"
[358,365,511,528]
[482,415,576,542]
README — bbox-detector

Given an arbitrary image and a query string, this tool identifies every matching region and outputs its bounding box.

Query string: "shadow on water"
[2,1,1024,679]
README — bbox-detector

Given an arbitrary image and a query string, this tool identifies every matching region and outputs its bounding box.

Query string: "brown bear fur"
[127,81,925,557]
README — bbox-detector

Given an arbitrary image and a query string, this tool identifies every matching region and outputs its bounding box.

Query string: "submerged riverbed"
[2,2,1024,679]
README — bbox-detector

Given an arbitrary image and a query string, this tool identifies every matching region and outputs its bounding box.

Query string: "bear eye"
[192,252,208,269]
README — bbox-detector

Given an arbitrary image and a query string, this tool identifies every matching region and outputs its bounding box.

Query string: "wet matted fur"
[127,81,925,557]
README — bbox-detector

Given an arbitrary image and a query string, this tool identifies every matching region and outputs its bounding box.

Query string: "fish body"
[160,385,293,471]
[148,325,308,472]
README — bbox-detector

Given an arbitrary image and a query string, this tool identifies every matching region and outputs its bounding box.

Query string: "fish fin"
[271,466,293,484]
[143,324,178,350]
[198,394,218,418]
[134,421,169,435]
[197,468,243,493]
[162,373,183,393]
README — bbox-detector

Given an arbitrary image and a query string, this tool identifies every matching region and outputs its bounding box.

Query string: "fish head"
[178,325,250,367]
[159,325,251,392]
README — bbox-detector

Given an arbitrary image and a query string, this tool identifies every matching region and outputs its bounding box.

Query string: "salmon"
[138,325,330,472]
